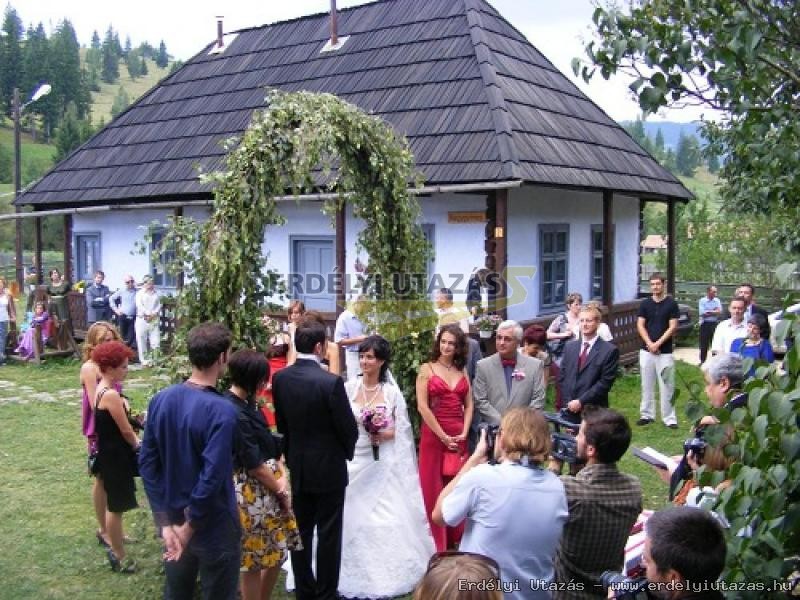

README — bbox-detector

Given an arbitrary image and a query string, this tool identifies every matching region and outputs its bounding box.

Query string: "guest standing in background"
[285,300,305,365]
[547,293,582,410]
[86,270,112,325]
[335,295,368,380]
[698,286,722,365]
[0,277,16,365]
[730,314,774,375]
[636,273,680,429]
[416,324,472,551]
[110,275,138,349]
[46,268,71,327]
[134,276,161,367]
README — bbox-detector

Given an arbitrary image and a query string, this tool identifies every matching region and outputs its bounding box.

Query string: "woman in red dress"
[256,312,292,430]
[416,324,473,551]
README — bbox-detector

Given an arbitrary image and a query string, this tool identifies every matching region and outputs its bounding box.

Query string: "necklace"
[362,383,381,392]
[361,382,382,408]
[437,359,454,371]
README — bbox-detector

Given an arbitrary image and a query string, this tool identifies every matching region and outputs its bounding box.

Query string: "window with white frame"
[539,225,569,310]
[590,225,614,300]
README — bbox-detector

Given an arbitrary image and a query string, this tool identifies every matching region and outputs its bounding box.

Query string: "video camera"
[477,423,500,463]
[599,571,649,599]
[544,408,581,464]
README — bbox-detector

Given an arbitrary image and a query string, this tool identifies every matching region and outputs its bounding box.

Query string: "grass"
[0,351,706,598]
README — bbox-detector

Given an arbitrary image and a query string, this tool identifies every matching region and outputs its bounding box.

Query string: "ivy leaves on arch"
[163,90,436,404]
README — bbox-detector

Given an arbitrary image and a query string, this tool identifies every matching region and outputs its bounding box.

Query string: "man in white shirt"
[135,276,162,366]
[334,295,367,380]
[710,296,747,358]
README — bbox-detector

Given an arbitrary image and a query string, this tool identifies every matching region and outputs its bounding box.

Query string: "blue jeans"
[163,518,241,600]
[0,320,8,362]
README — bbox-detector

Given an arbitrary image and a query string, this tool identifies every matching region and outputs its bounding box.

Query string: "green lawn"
[0,355,704,598]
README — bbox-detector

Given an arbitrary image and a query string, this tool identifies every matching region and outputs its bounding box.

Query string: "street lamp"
[14,83,52,290]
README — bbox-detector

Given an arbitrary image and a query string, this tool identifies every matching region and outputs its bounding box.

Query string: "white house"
[17,0,691,338]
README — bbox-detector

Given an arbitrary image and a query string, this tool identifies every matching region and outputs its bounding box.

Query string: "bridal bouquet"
[361,406,390,461]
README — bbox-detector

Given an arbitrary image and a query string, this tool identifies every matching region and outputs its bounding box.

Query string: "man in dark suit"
[559,306,619,416]
[273,317,358,600]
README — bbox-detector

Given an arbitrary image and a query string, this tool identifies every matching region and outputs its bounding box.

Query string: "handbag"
[442,450,466,477]
[87,451,100,475]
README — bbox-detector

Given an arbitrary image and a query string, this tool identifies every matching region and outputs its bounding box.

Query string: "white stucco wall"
[73,187,638,316]
[506,186,640,321]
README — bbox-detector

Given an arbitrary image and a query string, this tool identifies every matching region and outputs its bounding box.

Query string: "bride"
[339,335,435,598]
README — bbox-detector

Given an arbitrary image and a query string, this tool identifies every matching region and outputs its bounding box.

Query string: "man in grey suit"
[473,320,546,425]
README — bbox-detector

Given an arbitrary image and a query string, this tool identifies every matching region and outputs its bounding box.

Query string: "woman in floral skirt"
[225,348,301,600]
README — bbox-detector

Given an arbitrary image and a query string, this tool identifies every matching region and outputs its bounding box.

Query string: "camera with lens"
[683,436,706,459]
[478,423,500,463]
[599,571,648,599]
[544,408,581,464]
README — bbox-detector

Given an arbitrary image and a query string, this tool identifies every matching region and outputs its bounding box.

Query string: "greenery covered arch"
[164,90,436,402]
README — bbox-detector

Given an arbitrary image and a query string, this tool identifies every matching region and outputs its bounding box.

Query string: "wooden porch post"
[63,214,73,282]
[174,207,184,291]
[667,200,676,296]
[335,201,346,313]
[485,189,508,318]
[34,215,43,284]
[602,190,614,307]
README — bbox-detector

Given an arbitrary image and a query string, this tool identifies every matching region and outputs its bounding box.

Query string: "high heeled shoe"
[107,549,137,573]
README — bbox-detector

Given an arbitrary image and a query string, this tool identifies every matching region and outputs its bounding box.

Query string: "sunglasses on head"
[426,550,501,579]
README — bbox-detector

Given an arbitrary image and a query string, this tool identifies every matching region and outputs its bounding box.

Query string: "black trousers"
[291,488,346,600]
[699,321,718,363]
[117,315,136,350]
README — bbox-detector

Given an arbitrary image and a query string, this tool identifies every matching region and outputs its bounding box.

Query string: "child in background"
[15,301,50,359]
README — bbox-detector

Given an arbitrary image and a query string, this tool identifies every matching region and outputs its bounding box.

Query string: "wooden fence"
[642,280,800,313]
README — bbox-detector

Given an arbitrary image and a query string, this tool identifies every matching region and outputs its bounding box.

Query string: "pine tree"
[654,129,665,158]
[126,50,141,79]
[110,86,130,118]
[50,19,88,119]
[123,35,132,57]
[140,56,148,76]
[0,141,12,184]
[54,102,83,161]
[156,40,169,68]
[101,26,120,83]
[675,132,701,177]
[91,30,101,50]
[0,6,24,113]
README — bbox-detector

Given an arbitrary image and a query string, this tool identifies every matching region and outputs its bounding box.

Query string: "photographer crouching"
[432,407,568,599]
[552,407,643,599]
[602,506,726,599]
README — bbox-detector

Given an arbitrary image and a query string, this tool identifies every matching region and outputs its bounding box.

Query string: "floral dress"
[226,391,301,571]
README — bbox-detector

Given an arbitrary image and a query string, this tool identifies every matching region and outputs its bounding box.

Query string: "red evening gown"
[418,373,468,551]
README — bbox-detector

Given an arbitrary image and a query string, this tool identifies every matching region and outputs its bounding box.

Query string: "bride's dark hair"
[358,335,391,383]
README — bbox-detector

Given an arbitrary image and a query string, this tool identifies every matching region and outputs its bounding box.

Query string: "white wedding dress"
[338,379,435,598]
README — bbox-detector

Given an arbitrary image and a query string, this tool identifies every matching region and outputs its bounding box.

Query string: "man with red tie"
[558,306,620,416]
[473,320,546,426]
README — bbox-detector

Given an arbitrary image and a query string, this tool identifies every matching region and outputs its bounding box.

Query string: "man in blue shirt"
[139,322,240,600]
[334,295,367,380]
[698,285,722,364]
[109,275,137,349]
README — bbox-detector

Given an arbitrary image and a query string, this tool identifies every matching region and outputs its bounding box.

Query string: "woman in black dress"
[226,349,301,600]
[92,340,139,573]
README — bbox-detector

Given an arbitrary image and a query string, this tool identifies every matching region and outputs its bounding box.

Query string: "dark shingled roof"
[19,0,691,207]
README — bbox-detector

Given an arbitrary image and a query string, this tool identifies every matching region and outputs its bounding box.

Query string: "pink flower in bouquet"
[361,405,391,460]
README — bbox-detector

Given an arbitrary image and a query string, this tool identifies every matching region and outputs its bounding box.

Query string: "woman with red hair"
[91,340,139,573]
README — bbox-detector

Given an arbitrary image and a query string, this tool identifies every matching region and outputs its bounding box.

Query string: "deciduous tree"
[575,0,800,250]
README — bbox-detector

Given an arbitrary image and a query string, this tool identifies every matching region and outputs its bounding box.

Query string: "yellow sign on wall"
[447,211,485,224]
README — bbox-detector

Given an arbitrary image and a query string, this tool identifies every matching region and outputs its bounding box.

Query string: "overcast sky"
[15,0,708,123]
